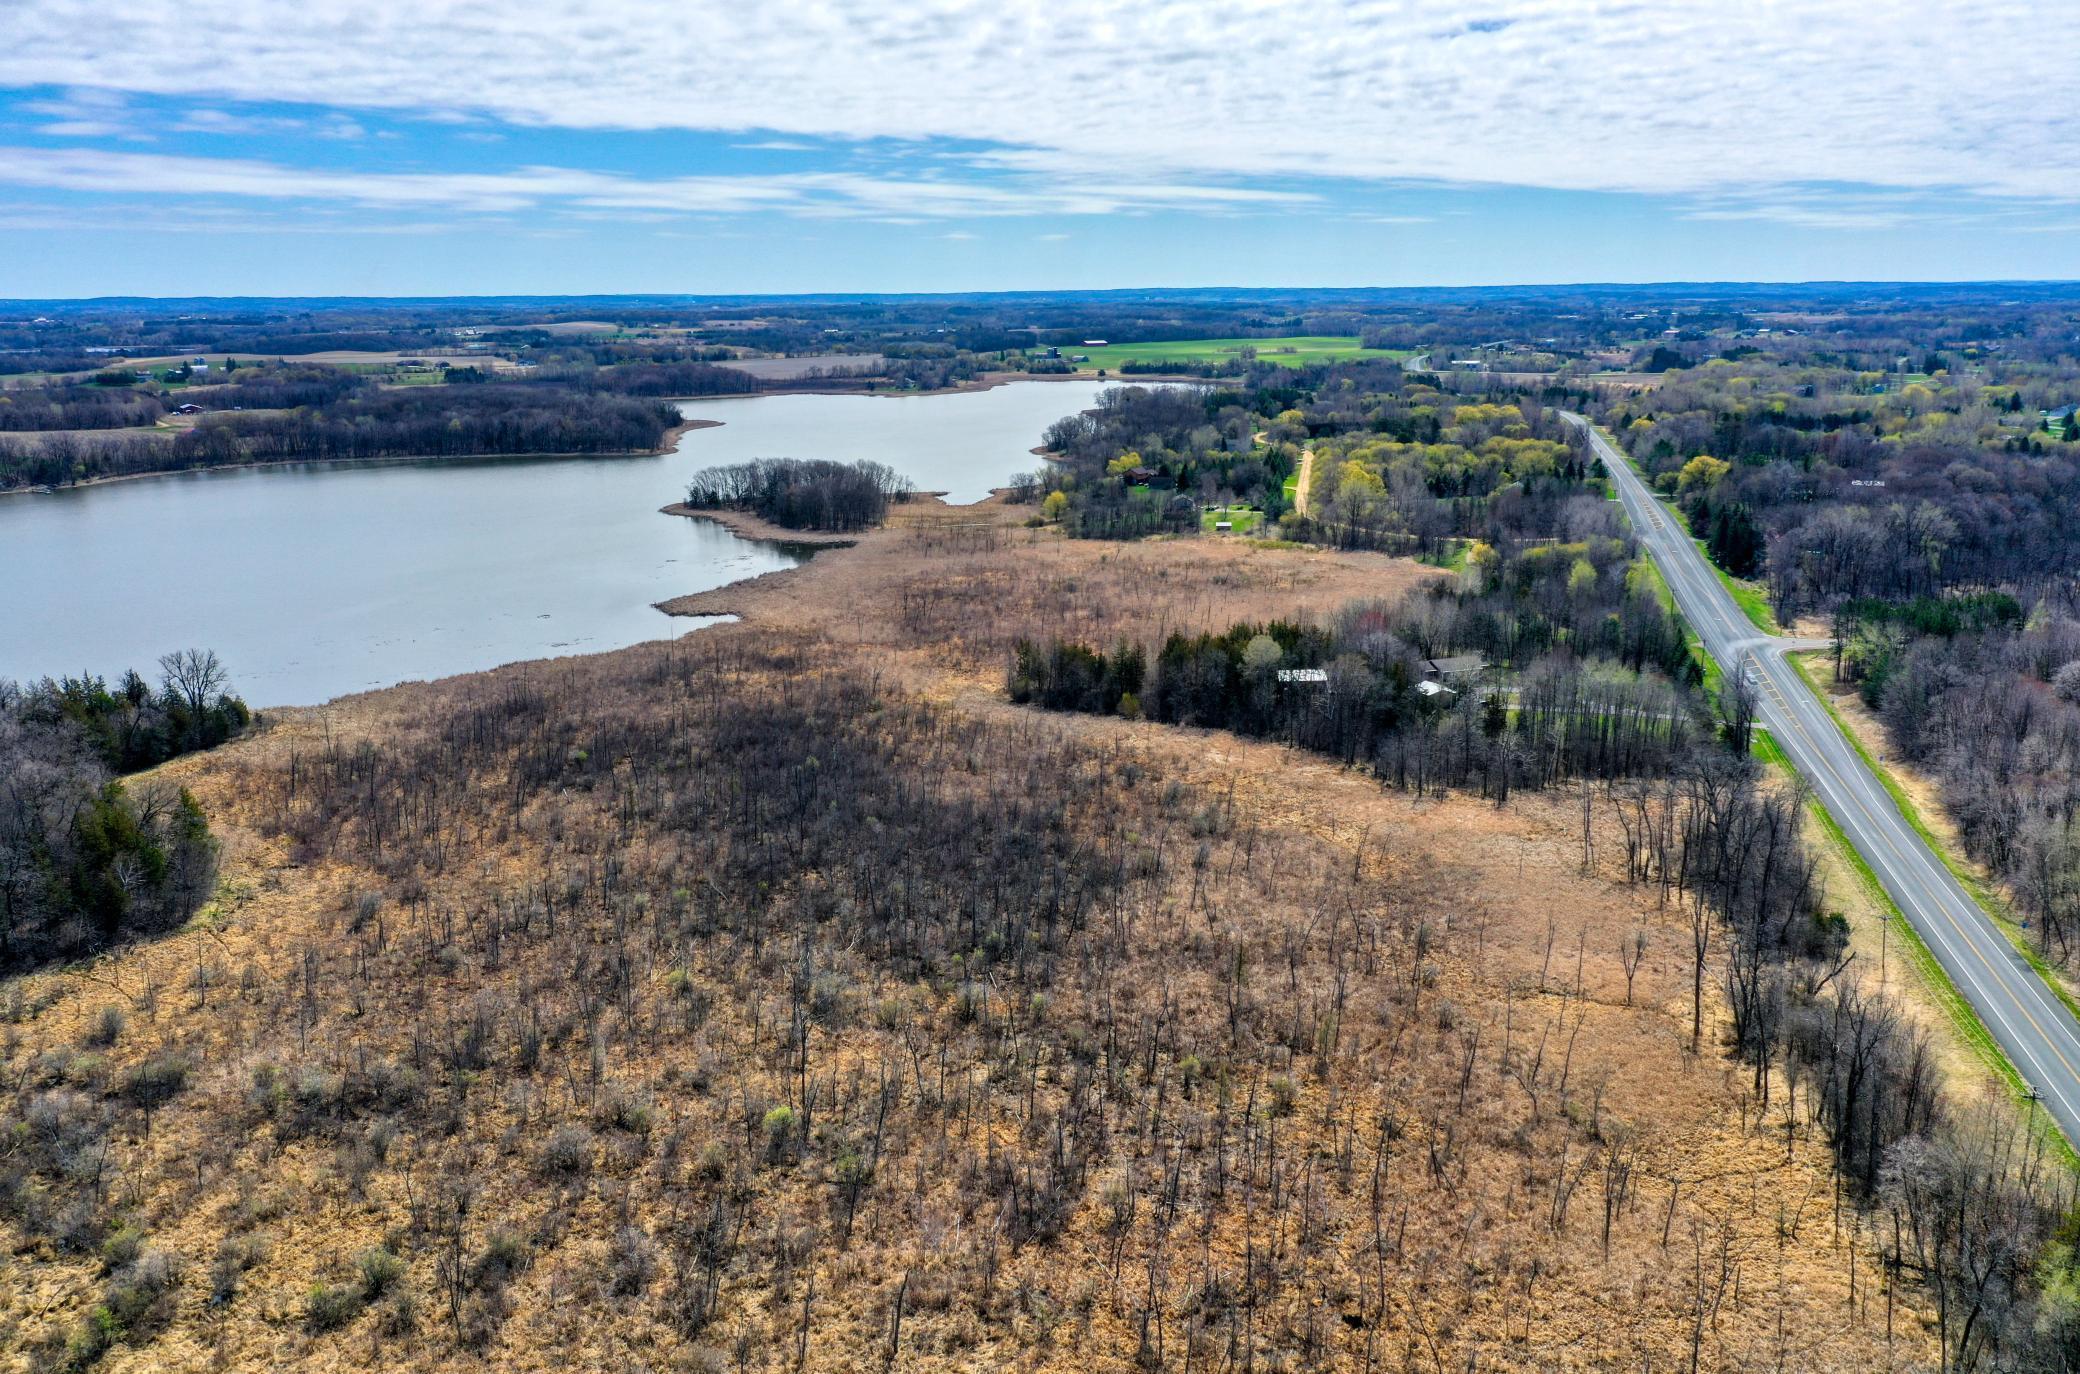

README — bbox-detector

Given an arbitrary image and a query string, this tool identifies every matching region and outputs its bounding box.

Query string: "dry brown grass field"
[0,500,1950,1372]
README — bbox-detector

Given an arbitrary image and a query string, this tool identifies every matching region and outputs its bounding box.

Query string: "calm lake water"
[0,380,1105,707]
[673,379,1103,504]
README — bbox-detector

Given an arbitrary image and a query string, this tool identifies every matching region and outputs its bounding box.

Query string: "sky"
[0,0,2075,297]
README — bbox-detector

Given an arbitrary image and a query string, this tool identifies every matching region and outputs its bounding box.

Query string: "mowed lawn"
[1072,336,1410,371]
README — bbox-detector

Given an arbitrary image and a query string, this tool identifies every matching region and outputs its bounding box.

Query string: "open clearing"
[715,354,889,380]
[1200,504,1262,533]
[1071,335,1410,371]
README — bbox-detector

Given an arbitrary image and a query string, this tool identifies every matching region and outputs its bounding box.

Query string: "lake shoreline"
[658,502,862,547]
[0,419,730,500]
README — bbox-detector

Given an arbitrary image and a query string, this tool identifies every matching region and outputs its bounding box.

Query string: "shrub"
[374,1288,418,1337]
[597,1085,653,1136]
[306,1280,365,1332]
[607,1225,657,1297]
[120,1054,191,1116]
[70,1247,183,1361]
[538,1124,595,1177]
[209,1234,266,1307]
[84,1007,125,1049]
[762,1105,797,1162]
[472,1229,528,1290]
[99,1224,144,1273]
[357,1246,405,1301]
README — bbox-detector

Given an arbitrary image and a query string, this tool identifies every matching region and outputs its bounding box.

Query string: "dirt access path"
[1292,443,1316,516]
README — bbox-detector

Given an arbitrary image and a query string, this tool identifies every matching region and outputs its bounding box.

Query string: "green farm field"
[1069,336,1410,371]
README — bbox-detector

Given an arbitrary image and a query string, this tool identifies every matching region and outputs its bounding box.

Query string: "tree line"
[173,385,676,465]
[11,649,252,775]
[0,367,682,488]
[1012,532,1705,799]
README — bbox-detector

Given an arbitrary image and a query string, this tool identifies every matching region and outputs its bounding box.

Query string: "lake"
[672,379,1102,504]
[0,379,1106,707]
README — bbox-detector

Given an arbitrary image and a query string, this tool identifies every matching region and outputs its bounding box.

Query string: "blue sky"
[0,2,2075,297]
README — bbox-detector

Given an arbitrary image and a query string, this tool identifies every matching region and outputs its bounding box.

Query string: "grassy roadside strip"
[1754,728,2080,1167]
[1588,420,1780,634]
[1785,652,2080,1027]
[1713,562,1780,637]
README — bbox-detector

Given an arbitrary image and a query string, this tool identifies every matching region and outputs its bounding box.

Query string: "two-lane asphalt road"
[1563,412,2080,1146]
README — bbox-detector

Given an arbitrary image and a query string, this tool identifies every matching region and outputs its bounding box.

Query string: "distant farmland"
[1069,335,1411,371]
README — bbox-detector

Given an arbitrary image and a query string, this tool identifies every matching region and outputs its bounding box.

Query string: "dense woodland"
[1829,603,2080,962]
[0,651,239,974]
[1299,394,1610,554]
[11,650,252,775]
[0,382,164,432]
[1027,372,1609,557]
[1580,352,2080,614]
[173,384,677,465]
[683,458,911,533]
[0,364,682,488]
[1028,383,1267,538]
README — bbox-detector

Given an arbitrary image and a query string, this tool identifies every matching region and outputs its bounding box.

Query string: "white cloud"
[174,109,367,139]
[18,86,139,139]
[0,200,452,234]
[1678,186,2066,233]
[0,1,2072,208]
[0,144,1316,219]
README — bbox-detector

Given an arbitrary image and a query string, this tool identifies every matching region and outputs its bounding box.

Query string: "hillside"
[0,499,1942,1372]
